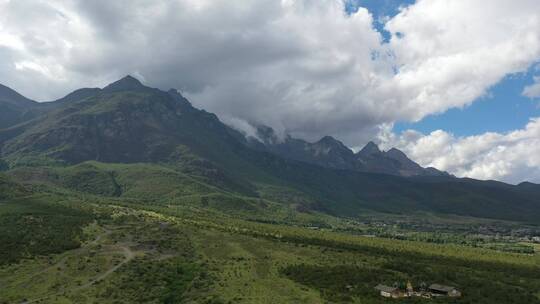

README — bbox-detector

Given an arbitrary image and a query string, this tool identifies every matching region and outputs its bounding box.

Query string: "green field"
[1,203,539,303]
[1,166,540,304]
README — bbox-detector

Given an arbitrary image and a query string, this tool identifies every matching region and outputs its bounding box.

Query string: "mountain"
[0,76,261,194]
[1,76,539,223]
[1,76,222,164]
[356,143,449,177]
[0,83,40,129]
[357,141,381,156]
[51,87,101,104]
[0,172,28,200]
[2,80,416,181]
[247,128,361,171]
[246,126,448,177]
[0,83,103,131]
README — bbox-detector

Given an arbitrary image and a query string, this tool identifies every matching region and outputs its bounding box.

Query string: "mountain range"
[1,76,539,223]
[246,125,449,177]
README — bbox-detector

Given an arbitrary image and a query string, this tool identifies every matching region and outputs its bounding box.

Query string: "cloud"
[384,0,540,119]
[1,0,540,181]
[1,0,539,142]
[378,118,540,183]
[523,76,540,99]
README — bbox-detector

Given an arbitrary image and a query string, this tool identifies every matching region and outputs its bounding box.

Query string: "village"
[375,281,462,299]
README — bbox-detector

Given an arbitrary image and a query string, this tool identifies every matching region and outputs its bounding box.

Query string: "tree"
[0,159,8,171]
[201,196,209,207]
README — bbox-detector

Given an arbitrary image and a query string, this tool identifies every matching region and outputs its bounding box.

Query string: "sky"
[1,0,540,183]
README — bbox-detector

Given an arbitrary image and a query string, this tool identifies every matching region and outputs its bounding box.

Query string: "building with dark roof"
[429,284,462,297]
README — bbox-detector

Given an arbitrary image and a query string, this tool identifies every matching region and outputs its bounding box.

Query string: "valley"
[1,77,540,303]
[1,192,539,304]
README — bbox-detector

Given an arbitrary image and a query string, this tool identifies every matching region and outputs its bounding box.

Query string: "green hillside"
[0,192,538,304]
[1,77,539,224]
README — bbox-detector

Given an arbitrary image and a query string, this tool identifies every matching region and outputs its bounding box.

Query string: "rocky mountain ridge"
[245,125,449,177]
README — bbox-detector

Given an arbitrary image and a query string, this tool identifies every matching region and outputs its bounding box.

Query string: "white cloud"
[384,0,540,120]
[378,118,540,183]
[1,0,540,181]
[523,76,540,99]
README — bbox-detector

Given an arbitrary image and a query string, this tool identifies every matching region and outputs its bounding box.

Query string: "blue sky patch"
[394,67,540,136]
[346,0,416,41]
[348,0,540,137]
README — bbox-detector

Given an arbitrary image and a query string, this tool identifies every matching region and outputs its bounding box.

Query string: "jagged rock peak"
[167,88,194,109]
[359,141,381,156]
[317,135,339,144]
[385,147,408,160]
[253,125,281,145]
[318,135,341,145]
[103,75,147,92]
[315,136,350,150]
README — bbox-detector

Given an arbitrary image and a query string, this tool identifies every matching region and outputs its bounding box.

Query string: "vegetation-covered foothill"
[0,195,95,265]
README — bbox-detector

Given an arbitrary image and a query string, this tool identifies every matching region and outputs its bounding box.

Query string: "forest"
[0,195,95,265]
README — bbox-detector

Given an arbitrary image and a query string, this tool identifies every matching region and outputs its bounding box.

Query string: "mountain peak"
[385,147,408,160]
[358,141,381,156]
[103,75,147,92]
[315,136,351,150]
[317,136,342,146]
[255,125,280,145]
[312,136,354,159]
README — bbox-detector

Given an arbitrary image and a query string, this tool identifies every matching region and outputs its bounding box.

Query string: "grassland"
[1,166,540,303]
[1,206,540,303]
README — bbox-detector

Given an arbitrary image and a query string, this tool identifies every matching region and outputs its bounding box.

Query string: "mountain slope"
[0,172,28,200]
[1,77,539,223]
[248,130,362,171]
[0,84,40,129]
[0,76,268,194]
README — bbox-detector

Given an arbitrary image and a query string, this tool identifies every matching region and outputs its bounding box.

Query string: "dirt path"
[21,228,134,304]
[21,227,112,285]
[73,245,134,291]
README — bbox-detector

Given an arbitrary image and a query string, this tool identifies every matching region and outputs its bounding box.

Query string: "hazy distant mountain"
[246,125,449,177]
[1,76,539,223]
[356,143,450,177]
